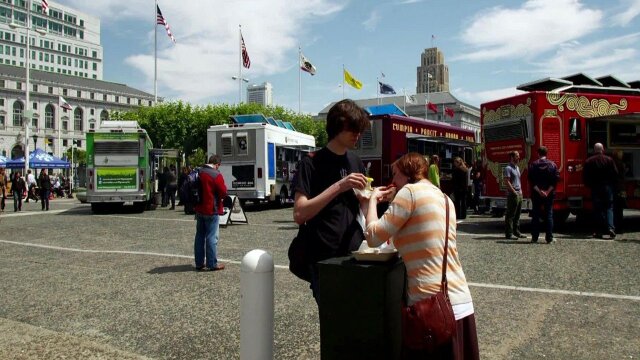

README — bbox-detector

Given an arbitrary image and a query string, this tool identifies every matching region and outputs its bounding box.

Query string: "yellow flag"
[343,68,362,90]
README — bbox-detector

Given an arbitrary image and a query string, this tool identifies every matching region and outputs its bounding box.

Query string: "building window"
[0,115,4,127]
[0,99,4,106]
[0,80,4,88]
[32,84,37,92]
[90,108,94,115]
[13,101,23,126]
[62,119,68,130]
[32,102,37,110]
[45,104,55,129]
[100,109,108,122]
[31,114,37,128]
[48,86,53,94]
[103,94,107,101]
[74,107,83,131]
[90,92,94,100]
[115,96,119,103]
[63,139,68,146]
[16,82,22,90]
[127,97,130,104]
[89,120,95,130]
[76,90,81,98]
[63,88,67,96]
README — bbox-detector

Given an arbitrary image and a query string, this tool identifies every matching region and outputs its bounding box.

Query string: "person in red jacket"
[194,154,228,271]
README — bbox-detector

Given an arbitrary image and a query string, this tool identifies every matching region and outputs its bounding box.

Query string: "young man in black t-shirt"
[293,99,370,302]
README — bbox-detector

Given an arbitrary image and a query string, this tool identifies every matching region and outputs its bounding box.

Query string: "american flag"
[241,32,250,69]
[41,0,49,14]
[156,5,176,43]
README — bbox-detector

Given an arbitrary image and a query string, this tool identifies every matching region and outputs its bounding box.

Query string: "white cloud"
[531,33,640,77]
[363,10,381,31]
[454,87,524,107]
[396,0,423,5]
[59,0,344,103]
[457,0,602,61]
[612,0,640,26]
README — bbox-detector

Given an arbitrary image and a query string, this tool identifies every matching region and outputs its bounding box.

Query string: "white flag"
[300,53,316,76]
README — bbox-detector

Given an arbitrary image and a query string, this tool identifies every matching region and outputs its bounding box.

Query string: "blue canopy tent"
[0,155,7,167]
[6,148,70,169]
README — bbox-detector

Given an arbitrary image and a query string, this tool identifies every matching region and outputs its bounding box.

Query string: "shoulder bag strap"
[441,193,450,295]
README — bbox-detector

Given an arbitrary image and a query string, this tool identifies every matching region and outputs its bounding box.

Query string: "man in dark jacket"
[583,143,618,239]
[193,155,228,271]
[11,172,26,212]
[528,146,560,243]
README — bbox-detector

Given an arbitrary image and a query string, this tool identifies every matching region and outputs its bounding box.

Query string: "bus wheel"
[278,187,288,207]
[133,202,146,213]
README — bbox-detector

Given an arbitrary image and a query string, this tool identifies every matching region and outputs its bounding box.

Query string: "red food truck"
[352,111,477,195]
[481,73,640,223]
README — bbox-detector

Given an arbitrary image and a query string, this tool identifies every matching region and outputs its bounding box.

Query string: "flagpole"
[376,77,379,105]
[57,106,61,157]
[238,25,242,104]
[403,89,406,113]
[154,0,157,104]
[298,46,301,114]
[342,64,344,99]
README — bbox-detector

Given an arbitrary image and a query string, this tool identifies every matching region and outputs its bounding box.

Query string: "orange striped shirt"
[365,180,473,306]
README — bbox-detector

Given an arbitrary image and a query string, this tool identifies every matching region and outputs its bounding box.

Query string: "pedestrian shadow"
[148,264,195,274]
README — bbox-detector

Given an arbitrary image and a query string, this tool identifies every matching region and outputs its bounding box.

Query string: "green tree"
[110,101,328,155]
[64,146,86,166]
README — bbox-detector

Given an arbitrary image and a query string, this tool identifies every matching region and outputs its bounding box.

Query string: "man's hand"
[339,173,367,192]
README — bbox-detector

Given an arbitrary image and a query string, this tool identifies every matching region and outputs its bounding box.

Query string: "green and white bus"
[86,121,155,213]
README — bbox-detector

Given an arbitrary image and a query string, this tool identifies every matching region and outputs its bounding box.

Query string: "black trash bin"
[317,256,405,360]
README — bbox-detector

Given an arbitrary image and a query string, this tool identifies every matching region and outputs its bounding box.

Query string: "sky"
[58,0,640,114]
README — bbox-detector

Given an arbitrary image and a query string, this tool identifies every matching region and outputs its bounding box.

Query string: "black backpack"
[182,168,201,213]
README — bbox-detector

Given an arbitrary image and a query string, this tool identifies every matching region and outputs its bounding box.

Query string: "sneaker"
[546,237,556,244]
[505,234,514,240]
[195,265,206,271]
[592,233,603,239]
[514,233,528,239]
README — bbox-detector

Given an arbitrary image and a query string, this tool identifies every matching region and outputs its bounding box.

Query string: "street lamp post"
[231,76,249,103]
[32,134,37,151]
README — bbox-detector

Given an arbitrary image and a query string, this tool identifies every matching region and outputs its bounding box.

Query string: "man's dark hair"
[538,146,548,156]
[509,151,519,159]
[208,154,221,165]
[325,99,370,141]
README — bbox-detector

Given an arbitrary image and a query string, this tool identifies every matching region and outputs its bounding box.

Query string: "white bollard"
[240,249,274,360]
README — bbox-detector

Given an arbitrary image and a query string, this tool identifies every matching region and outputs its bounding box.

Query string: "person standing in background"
[0,168,7,212]
[38,169,51,211]
[11,172,25,212]
[428,155,440,188]
[166,165,178,210]
[193,155,227,271]
[504,151,526,239]
[583,143,618,239]
[528,146,559,243]
[452,156,468,221]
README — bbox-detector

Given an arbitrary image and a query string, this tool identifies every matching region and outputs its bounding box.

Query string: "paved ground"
[0,198,638,359]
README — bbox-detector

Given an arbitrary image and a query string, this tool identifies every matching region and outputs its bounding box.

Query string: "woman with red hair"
[361,152,479,359]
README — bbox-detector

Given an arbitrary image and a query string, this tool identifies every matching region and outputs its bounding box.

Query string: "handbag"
[401,192,457,351]
[288,225,312,282]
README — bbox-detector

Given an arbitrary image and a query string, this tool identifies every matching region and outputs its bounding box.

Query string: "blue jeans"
[592,186,614,234]
[531,192,554,241]
[194,213,220,268]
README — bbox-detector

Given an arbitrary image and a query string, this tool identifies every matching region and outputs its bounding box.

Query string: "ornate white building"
[0,63,155,159]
